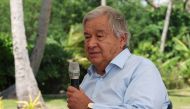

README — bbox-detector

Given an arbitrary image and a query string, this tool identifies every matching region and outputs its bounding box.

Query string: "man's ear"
[119,33,127,49]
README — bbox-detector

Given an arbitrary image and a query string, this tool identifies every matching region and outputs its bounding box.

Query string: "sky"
[141,0,169,6]
[154,0,169,5]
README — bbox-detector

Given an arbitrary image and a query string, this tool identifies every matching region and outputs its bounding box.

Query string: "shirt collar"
[87,48,131,76]
[87,65,95,76]
[110,48,131,69]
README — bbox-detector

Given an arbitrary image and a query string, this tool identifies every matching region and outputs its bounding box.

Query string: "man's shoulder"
[125,54,157,71]
[130,54,154,65]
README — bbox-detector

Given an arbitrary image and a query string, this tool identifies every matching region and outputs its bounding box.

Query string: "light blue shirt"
[80,48,170,109]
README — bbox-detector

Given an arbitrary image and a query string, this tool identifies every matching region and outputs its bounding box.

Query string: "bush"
[0,33,14,90]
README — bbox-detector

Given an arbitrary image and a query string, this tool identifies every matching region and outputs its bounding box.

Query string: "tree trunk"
[160,0,173,52]
[101,0,106,6]
[30,0,52,75]
[1,0,51,99]
[185,0,190,13]
[144,0,159,9]
[10,0,47,108]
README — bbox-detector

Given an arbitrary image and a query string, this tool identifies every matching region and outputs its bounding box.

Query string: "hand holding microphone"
[68,62,80,89]
[68,62,93,109]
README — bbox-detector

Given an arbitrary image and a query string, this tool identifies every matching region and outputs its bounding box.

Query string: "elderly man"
[67,6,170,109]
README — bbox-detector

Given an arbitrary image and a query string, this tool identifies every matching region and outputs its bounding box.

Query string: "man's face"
[84,15,126,67]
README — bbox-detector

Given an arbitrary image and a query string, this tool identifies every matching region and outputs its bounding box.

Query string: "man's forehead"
[83,29,105,34]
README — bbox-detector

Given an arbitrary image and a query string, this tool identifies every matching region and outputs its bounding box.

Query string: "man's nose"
[87,37,98,48]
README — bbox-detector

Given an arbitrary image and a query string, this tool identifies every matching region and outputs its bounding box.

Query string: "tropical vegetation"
[0,0,190,95]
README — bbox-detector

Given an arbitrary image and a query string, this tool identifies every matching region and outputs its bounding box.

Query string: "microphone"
[68,62,80,89]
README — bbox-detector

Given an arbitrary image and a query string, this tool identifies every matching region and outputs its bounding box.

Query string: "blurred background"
[0,0,190,109]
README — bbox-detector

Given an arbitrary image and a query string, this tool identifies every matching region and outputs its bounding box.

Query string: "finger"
[67,103,71,109]
[67,86,79,92]
[66,86,75,97]
[67,98,75,109]
[79,88,85,93]
[67,86,80,97]
[66,90,75,98]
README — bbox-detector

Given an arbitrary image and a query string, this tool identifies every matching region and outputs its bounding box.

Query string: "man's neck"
[94,64,107,76]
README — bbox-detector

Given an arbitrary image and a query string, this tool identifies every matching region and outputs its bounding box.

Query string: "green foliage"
[134,41,160,60]
[111,0,154,49]
[0,33,14,90]
[160,56,184,89]
[23,0,41,53]
[48,0,99,40]
[37,41,71,93]
[173,35,190,83]
[64,24,90,68]
[0,0,10,33]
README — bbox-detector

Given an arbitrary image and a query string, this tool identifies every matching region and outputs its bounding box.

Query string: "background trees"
[0,0,190,97]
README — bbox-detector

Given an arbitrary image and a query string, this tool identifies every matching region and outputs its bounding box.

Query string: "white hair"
[83,6,130,47]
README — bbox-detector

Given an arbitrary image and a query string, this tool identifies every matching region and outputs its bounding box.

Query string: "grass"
[2,96,69,109]
[3,99,17,109]
[44,96,68,109]
[1,88,190,109]
[168,88,190,109]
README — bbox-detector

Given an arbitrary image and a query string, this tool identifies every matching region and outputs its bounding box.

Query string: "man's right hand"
[66,86,92,109]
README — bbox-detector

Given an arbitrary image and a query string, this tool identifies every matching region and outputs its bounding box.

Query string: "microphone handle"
[71,79,79,89]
